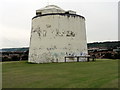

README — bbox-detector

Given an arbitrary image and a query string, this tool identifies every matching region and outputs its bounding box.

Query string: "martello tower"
[29,5,88,63]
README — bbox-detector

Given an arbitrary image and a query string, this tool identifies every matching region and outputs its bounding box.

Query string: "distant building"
[29,5,88,63]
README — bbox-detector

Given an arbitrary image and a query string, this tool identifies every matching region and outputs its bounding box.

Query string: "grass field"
[2,59,119,88]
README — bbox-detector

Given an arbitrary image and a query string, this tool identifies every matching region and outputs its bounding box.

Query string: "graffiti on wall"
[32,25,76,39]
[55,29,75,37]
[30,46,88,63]
[66,31,75,37]
[32,26,47,38]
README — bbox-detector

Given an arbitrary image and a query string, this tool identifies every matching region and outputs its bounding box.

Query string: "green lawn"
[2,59,119,88]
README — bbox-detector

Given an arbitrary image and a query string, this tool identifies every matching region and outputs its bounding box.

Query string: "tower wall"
[29,13,88,63]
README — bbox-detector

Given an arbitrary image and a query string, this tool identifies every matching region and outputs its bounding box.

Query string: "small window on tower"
[65,11,69,14]
[36,12,42,15]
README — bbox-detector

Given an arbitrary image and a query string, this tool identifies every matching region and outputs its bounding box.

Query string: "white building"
[28,5,88,63]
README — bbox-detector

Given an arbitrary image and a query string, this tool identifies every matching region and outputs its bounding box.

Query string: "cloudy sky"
[0,0,119,48]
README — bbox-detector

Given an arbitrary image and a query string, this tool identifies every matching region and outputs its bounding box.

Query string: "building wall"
[29,14,87,63]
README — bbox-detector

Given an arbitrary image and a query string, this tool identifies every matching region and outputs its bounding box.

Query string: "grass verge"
[2,59,119,88]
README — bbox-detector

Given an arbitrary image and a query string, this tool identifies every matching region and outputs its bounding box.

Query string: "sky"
[0,0,119,48]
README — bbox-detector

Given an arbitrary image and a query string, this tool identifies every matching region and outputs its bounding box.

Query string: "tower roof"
[36,5,76,15]
[36,5,65,15]
[33,5,85,23]
[43,5,64,11]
